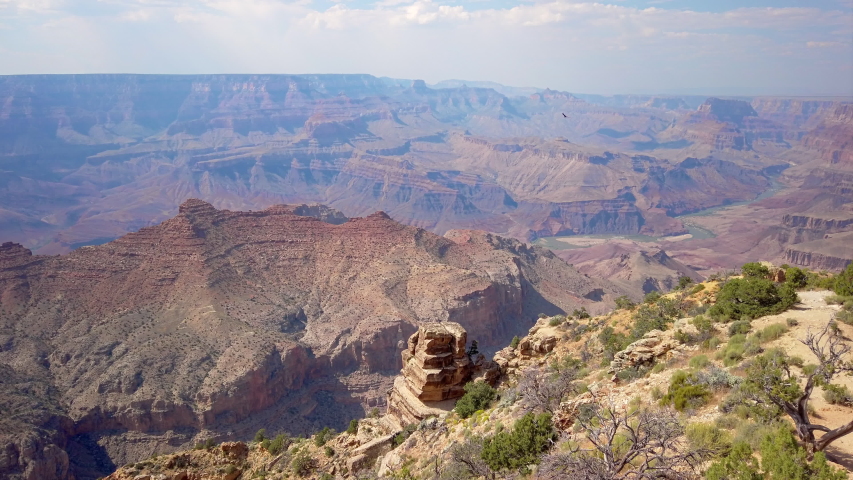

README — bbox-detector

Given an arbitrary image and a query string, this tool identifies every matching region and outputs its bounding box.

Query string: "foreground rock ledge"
[387,322,497,426]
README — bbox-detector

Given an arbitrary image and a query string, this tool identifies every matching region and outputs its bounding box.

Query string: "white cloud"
[807,41,844,47]
[0,0,850,95]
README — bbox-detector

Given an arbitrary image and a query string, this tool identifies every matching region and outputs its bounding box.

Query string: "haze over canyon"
[0,73,852,479]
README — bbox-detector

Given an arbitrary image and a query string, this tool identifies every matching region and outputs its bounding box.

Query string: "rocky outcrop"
[399,323,472,402]
[493,317,560,376]
[608,329,687,375]
[781,215,853,233]
[785,247,853,272]
[386,323,498,426]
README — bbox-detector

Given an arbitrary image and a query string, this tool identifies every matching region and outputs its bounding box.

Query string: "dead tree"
[538,394,709,479]
[743,318,853,457]
[517,365,578,414]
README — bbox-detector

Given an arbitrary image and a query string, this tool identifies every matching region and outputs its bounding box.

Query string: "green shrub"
[690,314,716,341]
[481,413,555,473]
[194,438,217,450]
[346,419,359,435]
[678,276,693,290]
[644,291,661,304]
[705,441,762,480]
[660,371,712,412]
[835,263,853,296]
[728,320,752,336]
[724,425,848,480]
[324,446,334,457]
[510,336,520,349]
[313,427,334,447]
[631,297,680,339]
[673,329,692,344]
[690,283,706,295]
[786,317,799,327]
[393,423,418,446]
[598,326,630,362]
[254,428,267,443]
[741,262,770,279]
[614,295,635,310]
[548,317,562,327]
[572,307,590,319]
[710,278,798,320]
[291,450,316,477]
[455,382,497,419]
[716,334,747,367]
[784,266,807,289]
[753,323,788,344]
[823,384,853,406]
[689,354,710,370]
[268,434,289,455]
[686,423,732,458]
[538,313,547,319]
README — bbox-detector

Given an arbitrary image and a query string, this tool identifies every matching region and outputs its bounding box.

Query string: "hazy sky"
[1,0,851,95]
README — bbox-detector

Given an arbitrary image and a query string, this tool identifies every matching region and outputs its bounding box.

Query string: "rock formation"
[386,322,498,426]
[0,200,618,479]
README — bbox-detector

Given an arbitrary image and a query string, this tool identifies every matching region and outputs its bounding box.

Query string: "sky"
[0,0,851,96]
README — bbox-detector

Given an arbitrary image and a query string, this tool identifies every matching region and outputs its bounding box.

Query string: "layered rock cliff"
[0,200,622,480]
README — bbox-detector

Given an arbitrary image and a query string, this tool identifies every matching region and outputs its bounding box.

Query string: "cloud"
[0,0,850,95]
[806,41,844,47]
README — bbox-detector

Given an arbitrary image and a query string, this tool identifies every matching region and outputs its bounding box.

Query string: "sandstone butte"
[0,199,622,480]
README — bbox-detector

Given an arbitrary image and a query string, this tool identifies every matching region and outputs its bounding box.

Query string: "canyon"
[2,74,850,277]
[0,200,620,479]
[1,74,852,479]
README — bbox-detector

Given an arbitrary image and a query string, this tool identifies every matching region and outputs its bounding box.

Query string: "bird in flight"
[562,113,567,118]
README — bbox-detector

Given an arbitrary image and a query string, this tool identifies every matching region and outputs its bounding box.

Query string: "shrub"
[614,295,635,310]
[693,365,740,391]
[631,297,680,339]
[644,291,662,304]
[752,323,788,343]
[686,423,732,458]
[572,307,590,319]
[313,427,334,447]
[709,425,847,480]
[823,384,853,407]
[709,277,798,320]
[716,334,747,367]
[346,419,359,435]
[741,262,770,279]
[660,371,712,412]
[835,263,853,296]
[291,450,317,476]
[455,381,497,419]
[548,317,562,327]
[267,434,289,455]
[538,313,547,319]
[786,317,799,327]
[254,428,267,443]
[690,315,716,342]
[393,423,417,447]
[510,336,520,349]
[677,276,693,290]
[690,283,706,295]
[688,354,709,370]
[481,412,555,473]
[324,446,334,457]
[728,320,752,336]
[598,326,630,361]
[784,266,807,289]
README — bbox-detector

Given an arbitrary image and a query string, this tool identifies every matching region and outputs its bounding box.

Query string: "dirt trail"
[752,290,853,475]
